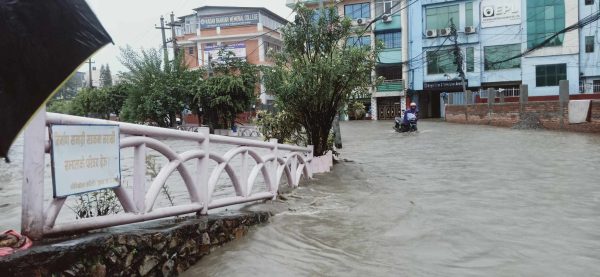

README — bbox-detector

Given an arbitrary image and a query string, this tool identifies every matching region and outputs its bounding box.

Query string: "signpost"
[50,125,121,198]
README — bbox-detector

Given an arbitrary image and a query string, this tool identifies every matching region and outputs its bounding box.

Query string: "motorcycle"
[394,111,418,133]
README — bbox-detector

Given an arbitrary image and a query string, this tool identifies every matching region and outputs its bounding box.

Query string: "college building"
[290,0,600,119]
[173,6,288,106]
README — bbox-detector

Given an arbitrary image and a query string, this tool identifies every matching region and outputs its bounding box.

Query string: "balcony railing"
[377,79,404,92]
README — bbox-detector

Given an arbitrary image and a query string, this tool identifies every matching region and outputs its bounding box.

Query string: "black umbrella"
[0,0,112,159]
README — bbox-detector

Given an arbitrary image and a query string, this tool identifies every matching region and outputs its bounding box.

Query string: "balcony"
[376,79,404,93]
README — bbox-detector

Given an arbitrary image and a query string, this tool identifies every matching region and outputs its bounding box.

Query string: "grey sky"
[83,0,292,73]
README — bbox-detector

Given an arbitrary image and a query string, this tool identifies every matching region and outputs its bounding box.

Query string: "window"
[585,0,594,5]
[375,0,399,16]
[426,5,459,30]
[384,0,393,14]
[484,44,521,70]
[466,47,474,72]
[526,0,565,48]
[344,3,371,19]
[347,36,372,48]
[188,47,194,55]
[536,64,567,87]
[427,49,455,75]
[465,2,473,27]
[376,31,401,48]
[586,36,595,53]
[264,41,282,57]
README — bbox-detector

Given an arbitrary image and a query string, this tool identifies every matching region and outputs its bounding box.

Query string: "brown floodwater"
[182,120,600,276]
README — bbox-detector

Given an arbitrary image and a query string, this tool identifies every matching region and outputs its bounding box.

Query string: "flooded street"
[184,120,600,276]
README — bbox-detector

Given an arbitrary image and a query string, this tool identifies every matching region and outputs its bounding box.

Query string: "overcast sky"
[82,0,292,73]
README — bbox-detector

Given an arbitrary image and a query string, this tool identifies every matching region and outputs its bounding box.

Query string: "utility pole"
[85,58,95,88]
[156,15,171,69]
[167,12,182,59]
[401,0,409,108]
[450,18,467,94]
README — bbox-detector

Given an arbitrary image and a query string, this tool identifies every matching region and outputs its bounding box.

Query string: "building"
[411,0,599,118]
[290,0,600,120]
[286,0,406,120]
[173,6,288,106]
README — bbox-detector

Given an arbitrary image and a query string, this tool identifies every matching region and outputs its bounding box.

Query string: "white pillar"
[21,107,46,240]
[401,0,410,105]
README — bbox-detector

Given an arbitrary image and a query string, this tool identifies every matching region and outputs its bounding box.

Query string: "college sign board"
[50,125,121,198]
[481,0,521,28]
[199,12,259,29]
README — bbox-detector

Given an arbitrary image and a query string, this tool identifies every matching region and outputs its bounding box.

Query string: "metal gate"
[377,98,401,120]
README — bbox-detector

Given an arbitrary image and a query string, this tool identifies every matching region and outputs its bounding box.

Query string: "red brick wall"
[445,100,600,133]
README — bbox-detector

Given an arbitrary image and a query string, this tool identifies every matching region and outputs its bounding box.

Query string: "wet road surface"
[183,120,600,276]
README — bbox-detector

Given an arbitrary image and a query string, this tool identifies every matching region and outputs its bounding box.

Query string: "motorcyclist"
[402,102,419,129]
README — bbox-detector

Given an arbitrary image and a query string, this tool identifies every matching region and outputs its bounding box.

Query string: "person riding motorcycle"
[401,102,419,130]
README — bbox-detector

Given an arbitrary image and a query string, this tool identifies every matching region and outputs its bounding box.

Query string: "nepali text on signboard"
[424,80,469,91]
[203,43,247,63]
[50,125,121,197]
[481,0,521,28]
[199,12,259,29]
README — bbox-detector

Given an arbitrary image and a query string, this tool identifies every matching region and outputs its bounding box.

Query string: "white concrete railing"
[21,109,320,240]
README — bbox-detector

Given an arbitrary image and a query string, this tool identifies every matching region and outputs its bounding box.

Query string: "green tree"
[119,46,199,127]
[99,64,113,87]
[69,87,111,119]
[195,51,258,131]
[263,6,380,156]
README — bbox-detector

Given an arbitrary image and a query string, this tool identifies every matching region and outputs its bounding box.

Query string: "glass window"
[376,32,401,48]
[586,36,595,53]
[375,0,399,16]
[384,0,393,14]
[426,4,459,30]
[466,47,474,72]
[188,47,194,55]
[344,3,371,19]
[527,0,565,48]
[585,0,594,5]
[536,64,567,87]
[465,2,473,27]
[347,36,372,48]
[484,44,521,71]
[427,49,456,75]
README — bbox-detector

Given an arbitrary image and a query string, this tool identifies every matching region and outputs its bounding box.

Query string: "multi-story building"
[287,0,405,120]
[411,0,598,118]
[173,6,288,106]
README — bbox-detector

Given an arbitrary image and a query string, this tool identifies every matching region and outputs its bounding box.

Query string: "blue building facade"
[408,0,595,118]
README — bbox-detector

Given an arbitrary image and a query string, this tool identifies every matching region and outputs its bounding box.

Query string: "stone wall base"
[0,211,270,276]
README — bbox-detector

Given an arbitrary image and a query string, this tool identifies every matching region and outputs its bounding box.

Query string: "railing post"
[290,154,298,187]
[133,141,146,213]
[22,106,46,240]
[198,127,210,215]
[240,150,248,197]
[269,139,278,196]
[307,145,314,179]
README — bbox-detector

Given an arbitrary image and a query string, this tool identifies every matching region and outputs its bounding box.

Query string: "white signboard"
[50,125,121,197]
[203,43,246,64]
[481,0,522,28]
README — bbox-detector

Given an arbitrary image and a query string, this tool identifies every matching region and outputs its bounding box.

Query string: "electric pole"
[401,0,409,108]
[156,15,171,69]
[86,58,95,88]
[167,12,182,59]
[450,18,467,94]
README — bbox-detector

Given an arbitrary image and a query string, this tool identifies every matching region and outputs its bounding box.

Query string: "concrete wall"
[446,100,600,133]
[0,212,269,277]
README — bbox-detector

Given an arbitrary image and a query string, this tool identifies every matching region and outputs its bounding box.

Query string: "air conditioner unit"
[382,14,393,23]
[465,26,476,34]
[439,27,451,36]
[354,18,368,26]
[426,29,438,38]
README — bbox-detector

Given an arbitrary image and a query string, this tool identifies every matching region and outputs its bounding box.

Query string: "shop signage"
[424,80,468,91]
[481,0,521,28]
[199,12,259,29]
[50,125,121,197]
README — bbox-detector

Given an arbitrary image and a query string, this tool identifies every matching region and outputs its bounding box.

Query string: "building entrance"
[377,97,401,120]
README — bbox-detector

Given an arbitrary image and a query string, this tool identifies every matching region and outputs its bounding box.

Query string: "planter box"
[310,151,333,174]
